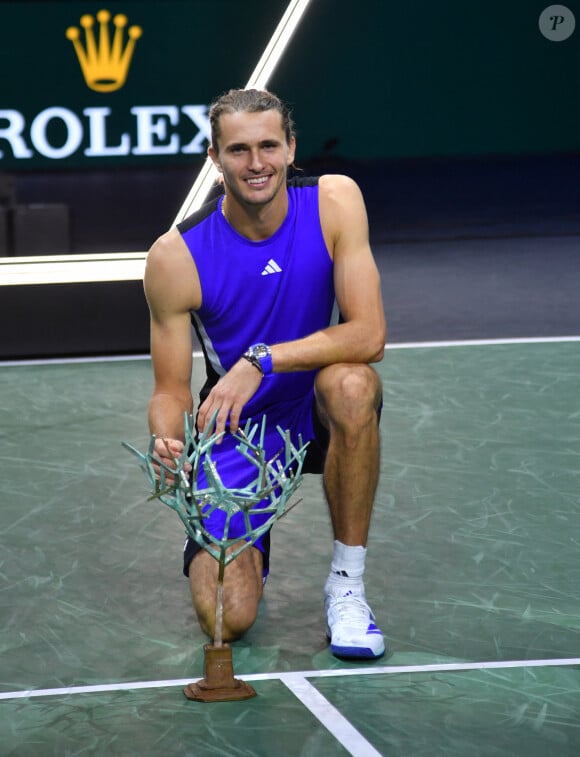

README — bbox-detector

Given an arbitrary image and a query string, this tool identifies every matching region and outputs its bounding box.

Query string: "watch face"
[254,344,269,359]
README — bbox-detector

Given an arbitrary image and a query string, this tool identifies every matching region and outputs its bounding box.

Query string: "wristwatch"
[242,343,273,376]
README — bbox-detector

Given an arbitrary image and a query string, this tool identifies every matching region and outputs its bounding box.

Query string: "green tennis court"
[1,340,579,755]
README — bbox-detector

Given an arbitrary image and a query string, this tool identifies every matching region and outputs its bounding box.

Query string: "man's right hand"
[152,437,191,482]
[196,358,263,440]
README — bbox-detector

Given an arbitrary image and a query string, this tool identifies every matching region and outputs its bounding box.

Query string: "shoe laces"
[328,590,374,627]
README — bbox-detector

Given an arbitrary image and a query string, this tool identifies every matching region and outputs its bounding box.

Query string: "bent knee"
[197,601,259,642]
[223,597,261,640]
[316,364,382,424]
[193,588,261,641]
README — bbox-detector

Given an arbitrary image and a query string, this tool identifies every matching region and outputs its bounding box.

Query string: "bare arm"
[270,174,386,371]
[144,229,199,461]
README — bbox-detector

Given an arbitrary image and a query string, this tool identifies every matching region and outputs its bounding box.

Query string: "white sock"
[325,540,366,596]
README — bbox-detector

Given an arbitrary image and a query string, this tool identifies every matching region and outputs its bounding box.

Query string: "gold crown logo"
[66,9,142,93]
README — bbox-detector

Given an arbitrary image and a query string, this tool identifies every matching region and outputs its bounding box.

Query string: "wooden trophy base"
[183,643,257,702]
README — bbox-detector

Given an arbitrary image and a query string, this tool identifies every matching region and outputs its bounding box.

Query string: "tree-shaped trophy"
[124,412,307,702]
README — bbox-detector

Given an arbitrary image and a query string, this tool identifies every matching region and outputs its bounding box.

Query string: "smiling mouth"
[246,176,270,186]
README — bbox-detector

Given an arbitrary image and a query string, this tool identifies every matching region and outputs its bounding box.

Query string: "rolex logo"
[66,9,142,93]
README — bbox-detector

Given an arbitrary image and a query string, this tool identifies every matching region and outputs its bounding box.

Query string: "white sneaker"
[325,589,385,659]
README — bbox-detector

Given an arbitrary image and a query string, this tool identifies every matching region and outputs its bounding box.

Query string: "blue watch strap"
[259,351,273,376]
[245,343,273,376]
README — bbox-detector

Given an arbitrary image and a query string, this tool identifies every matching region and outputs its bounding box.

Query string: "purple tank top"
[178,178,337,422]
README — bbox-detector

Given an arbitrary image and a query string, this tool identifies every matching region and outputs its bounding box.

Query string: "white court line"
[1,335,579,368]
[6,661,579,757]
[2,656,579,702]
[386,335,580,349]
[280,673,382,757]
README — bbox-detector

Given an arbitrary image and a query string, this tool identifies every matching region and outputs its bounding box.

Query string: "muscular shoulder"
[318,174,369,255]
[319,173,361,200]
[145,228,201,315]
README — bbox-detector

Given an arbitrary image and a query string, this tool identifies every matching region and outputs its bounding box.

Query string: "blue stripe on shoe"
[330,643,385,659]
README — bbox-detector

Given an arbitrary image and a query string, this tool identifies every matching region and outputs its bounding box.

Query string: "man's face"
[210,109,296,209]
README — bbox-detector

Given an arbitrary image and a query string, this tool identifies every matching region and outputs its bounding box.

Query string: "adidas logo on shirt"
[261,258,282,276]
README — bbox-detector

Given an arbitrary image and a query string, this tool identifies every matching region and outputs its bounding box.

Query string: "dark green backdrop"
[0,0,578,169]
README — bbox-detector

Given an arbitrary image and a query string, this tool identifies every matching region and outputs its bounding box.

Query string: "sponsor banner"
[0,1,578,168]
[0,0,288,169]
